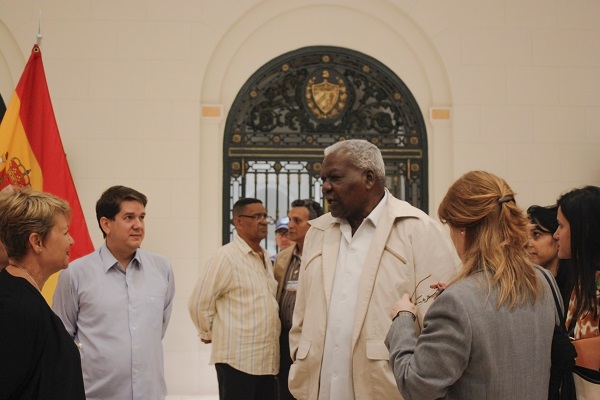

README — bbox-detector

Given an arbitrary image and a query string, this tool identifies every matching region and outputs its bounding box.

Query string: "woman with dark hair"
[554,186,600,341]
[385,171,557,399]
[527,204,573,310]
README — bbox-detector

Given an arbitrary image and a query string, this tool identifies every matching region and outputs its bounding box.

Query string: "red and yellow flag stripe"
[0,44,94,304]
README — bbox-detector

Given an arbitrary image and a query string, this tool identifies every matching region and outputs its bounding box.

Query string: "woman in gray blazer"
[385,170,557,400]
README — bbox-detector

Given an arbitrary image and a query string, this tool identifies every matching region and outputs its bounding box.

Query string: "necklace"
[13,265,41,292]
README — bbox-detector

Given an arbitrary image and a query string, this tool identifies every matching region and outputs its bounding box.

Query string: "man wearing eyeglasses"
[188,198,280,400]
[274,199,324,400]
[288,140,458,400]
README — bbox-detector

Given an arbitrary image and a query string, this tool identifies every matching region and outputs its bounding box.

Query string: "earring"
[460,230,465,236]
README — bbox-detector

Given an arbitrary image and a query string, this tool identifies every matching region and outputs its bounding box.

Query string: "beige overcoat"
[289,193,459,400]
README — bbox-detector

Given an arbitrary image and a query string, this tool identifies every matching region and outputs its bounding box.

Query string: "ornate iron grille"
[223,46,428,251]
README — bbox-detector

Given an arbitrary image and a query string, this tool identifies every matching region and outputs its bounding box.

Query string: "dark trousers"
[215,363,278,400]
[278,329,295,400]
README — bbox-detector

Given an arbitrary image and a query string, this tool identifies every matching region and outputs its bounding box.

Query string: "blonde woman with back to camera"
[385,171,558,400]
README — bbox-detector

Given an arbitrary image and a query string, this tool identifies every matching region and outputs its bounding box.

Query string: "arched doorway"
[223,46,428,251]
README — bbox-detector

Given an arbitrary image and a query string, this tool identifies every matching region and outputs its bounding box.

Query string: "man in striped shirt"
[189,198,281,400]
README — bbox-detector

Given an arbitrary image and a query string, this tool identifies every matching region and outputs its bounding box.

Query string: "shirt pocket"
[384,246,407,265]
[142,293,165,329]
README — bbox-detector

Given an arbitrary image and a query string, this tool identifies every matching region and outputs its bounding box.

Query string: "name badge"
[286,280,299,292]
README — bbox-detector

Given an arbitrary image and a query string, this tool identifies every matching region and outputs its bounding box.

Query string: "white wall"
[1,0,599,396]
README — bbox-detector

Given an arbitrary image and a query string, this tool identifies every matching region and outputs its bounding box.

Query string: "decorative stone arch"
[198,0,453,252]
[222,46,428,249]
[0,20,26,119]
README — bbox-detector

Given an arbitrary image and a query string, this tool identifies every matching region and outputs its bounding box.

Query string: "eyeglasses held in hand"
[238,214,275,224]
[410,274,439,306]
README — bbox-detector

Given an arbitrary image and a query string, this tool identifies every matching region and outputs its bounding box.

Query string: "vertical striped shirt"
[279,250,302,331]
[188,234,281,375]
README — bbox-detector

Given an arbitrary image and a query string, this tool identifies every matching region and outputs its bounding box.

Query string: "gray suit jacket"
[385,267,557,400]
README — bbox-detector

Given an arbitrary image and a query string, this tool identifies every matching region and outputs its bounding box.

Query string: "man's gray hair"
[324,139,386,185]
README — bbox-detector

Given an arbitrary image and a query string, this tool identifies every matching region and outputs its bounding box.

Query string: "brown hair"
[438,171,541,308]
[96,185,147,238]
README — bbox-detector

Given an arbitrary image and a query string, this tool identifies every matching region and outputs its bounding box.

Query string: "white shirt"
[319,192,387,400]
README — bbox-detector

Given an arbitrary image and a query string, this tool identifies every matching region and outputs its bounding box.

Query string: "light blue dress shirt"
[53,244,175,400]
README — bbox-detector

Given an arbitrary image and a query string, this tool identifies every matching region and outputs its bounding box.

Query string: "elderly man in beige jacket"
[288,139,458,400]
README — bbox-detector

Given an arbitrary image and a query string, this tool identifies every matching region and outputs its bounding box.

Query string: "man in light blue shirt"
[53,185,175,400]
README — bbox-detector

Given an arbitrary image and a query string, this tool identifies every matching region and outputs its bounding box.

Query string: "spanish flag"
[0,44,94,304]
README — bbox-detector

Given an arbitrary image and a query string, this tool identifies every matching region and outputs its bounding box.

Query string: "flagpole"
[36,9,42,46]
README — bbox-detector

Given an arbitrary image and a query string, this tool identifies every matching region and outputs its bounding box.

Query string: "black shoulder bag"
[540,268,577,400]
